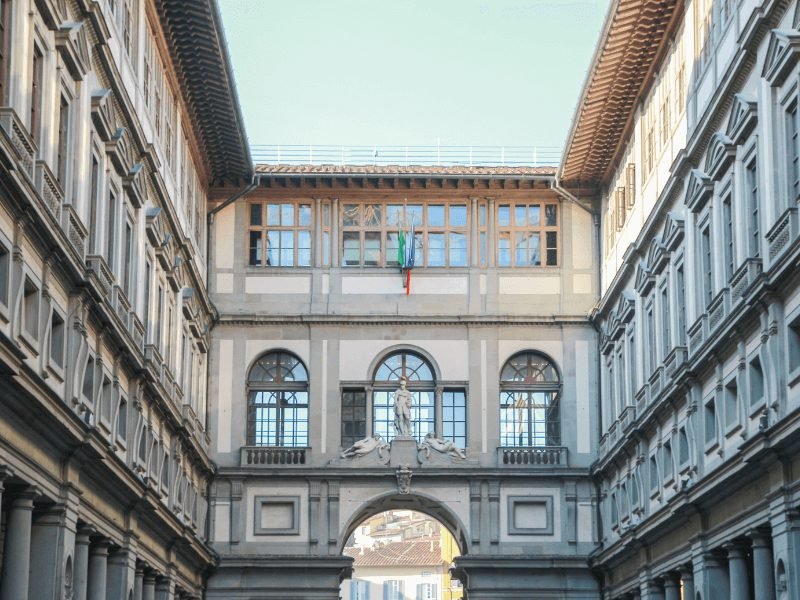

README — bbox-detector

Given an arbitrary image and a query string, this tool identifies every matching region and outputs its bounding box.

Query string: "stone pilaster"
[0,490,37,600]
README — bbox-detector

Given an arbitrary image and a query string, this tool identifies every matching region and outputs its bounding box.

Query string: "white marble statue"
[420,432,467,460]
[340,435,389,459]
[393,377,413,437]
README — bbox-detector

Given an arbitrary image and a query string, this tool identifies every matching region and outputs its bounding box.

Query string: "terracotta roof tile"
[254,164,556,177]
[345,537,446,567]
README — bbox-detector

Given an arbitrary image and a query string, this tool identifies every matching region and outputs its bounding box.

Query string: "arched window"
[499,351,560,447]
[247,351,309,447]
[372,351,435,443]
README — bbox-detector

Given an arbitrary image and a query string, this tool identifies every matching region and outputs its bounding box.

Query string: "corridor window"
[373,351,435,443]
[247,351,309,447]
[342,201,467,268]
[341,389,367,448]
[248,202,312,267]
[499,352,561,447]
[442,390,467,448]
[496,202,558,267]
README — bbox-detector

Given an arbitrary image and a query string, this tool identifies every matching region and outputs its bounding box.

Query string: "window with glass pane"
[373,351,436,443]
[247,202,312,267]
[247,351,309,447]
[341,389,367,447]
[496,202,559,267]
[499,352,560,447]
[442,390,467,447]
[341,201,467,267]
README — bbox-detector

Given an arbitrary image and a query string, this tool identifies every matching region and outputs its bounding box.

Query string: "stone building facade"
[204,165,602,599]
[0,0,249,599]
[560,0,800,599]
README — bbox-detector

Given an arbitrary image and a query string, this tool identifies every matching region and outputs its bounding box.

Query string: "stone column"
[664,574,681,600]
[134,564,145,600]
[29,504,70,600]
[87,540,110,600]
[680,566,695,600]
[725,542,752,600]
[750,532,775,600]
[142,571,157,600]
[73,528,92,600]
[108,547,135,599]
[0,490,36,600]
[642,580,665,600]
[155,575,173,600]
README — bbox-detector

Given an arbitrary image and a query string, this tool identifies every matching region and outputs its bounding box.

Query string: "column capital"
[89,539,111,557]
[748,528,772,548]
[662,575,680,588]
[723,541,749,559]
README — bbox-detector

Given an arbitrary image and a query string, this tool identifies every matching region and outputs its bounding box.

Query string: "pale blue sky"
[218,0,609,150]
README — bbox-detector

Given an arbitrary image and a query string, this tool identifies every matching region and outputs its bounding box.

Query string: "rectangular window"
[615,187,626,230]
[722,195,735,281]
[23,277,39,340]
[383,580,404,600]
[704,398,716,445]
[106,189,117,269]
[787,100,800,203]
[156,284,164,351]
[789,317,800,374]
[497,202,558,267]
[724,377,738,428]
[416,583,437,600]
[121,0,133,56]
[625,163,636,208]
[143,28,153,107]
[649,455,658,491]
[645,299,655,374]
[30,44,43,142]
[660,284,671,358]
[746,158,760,257]
[750,356,764,406]
[123,218,134,298]
[57,95,70,184]
[143,260,152,343]
[118,395,127,441]
[627,326,637,400]
[441,389,467,448]
[49,310,65,368]
[89,154,100,254]
[678,427,689,466]
[662,440,673,482]
[341,389,366,448]
[248,202,311,267]
[0,241,8,307]
[701,224,713,306]
[321,200,331,267]
[82,356,95,403]
[676,264,686,345]
[101,375,112,423]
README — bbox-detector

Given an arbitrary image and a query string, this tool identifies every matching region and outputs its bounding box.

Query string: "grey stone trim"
[253,496,300,535]
[507,495,554,535]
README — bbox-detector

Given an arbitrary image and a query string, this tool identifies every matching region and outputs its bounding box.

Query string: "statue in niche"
[393,377,413,437]
[340,435,389,459]
[419,432,467,460]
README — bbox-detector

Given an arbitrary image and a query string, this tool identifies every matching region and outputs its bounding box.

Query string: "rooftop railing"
[251,144,562,167]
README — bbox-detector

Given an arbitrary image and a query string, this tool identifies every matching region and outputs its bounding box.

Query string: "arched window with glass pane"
[499,352,561,447]
[247,351,309,447]
[373,351,436,443]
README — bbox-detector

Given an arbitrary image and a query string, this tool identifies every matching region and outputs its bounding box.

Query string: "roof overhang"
[155,0,253,186]
[559,0,684,188]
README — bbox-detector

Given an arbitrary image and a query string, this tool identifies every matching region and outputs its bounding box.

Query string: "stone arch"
[497,347,562,380]
[244,346,309,381]
[364,344,443,382]
[338,490,469,557]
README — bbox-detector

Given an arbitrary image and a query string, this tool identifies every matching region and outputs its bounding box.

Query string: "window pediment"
[661,211,685,253]
[762,29,800,87]
[684,169,714,213]
[123,163,146,209]
[725,94,758,145]
[704,133,735,181]
[634,261,655,295]
[91,89,117,143]
[55,21,91,80]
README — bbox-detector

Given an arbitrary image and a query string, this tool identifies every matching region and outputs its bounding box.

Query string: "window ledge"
[45,361,65,383]
[724,421,743,439]
[748,398,767,419]
[18,329,40,356]
[704,439,720,456]
[788,366,800,388]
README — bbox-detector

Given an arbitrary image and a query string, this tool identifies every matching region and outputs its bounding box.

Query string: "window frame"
[499,351,562,448]
[496,201,559,268]
[246,351,310,448]
[247,200,313,268]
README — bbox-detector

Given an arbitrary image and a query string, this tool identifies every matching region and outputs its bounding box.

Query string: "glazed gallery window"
[341,202,467,268]
[246,351,309,447]
[248,202,312,267]
[499,351,561,447]
[342,350,467,446]
[373,351,436,443]
[496,202,558,267]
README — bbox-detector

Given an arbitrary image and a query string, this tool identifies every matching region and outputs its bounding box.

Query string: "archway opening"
[341,509,463,600]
